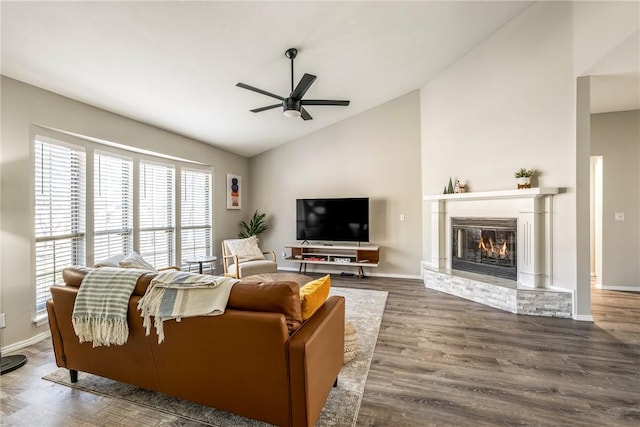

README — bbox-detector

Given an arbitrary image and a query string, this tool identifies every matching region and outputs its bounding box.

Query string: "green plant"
[238,210,268,238]
[514,168,535,178]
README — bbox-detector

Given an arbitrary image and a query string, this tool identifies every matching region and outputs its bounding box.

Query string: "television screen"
[296,198,369,242]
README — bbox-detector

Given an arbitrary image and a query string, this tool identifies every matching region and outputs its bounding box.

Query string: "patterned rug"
[43,287,388,427]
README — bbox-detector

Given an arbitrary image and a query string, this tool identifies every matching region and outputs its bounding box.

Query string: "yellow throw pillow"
[299,274,331,320]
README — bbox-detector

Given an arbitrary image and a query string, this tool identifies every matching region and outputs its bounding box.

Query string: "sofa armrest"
[47,298,67,368]
[287,295,345,427]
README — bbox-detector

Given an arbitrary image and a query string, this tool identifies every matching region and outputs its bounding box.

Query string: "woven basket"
[344,321,357,363]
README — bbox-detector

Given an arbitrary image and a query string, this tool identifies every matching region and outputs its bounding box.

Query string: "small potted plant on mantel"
[514,168,535,189]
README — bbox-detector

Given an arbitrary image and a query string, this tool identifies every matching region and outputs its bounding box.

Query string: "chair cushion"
[224,236,265,262]
[230,260,278,278]
[299,274,331,320]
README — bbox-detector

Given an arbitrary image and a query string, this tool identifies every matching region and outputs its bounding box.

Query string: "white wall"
[249,91,422,278]
[591,110,640,289]
[0,76,249,348]
[419,1,639,317]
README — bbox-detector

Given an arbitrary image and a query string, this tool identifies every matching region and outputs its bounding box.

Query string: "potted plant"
[239,210,268,238]
[514,168,535,189]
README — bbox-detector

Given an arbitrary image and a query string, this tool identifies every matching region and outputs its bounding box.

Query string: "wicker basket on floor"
[344,321,357,363]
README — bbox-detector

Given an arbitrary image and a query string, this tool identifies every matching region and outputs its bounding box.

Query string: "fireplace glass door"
[451,218,517,280]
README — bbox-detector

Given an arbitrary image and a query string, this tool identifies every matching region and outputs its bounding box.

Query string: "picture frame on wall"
[226,173,241,209]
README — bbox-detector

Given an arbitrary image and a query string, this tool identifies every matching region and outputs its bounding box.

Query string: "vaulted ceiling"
[2,2,636,158]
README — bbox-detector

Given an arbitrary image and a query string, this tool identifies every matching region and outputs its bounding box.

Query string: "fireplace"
[451,218,517,280]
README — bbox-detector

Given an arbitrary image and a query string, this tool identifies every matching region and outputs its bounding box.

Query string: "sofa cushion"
[229,281,303,331]
[61,266,304,331]
[118,251,156,271]
[224,236,265,262]
[94,253,126,268]
[63,266,156,296]
[299,274,331,320]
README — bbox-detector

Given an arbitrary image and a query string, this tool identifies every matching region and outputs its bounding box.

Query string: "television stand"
[285,243,380,278]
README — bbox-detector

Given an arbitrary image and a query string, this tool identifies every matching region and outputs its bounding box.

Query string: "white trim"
[574,314,594,322]
[423,187,560,201]
[596,284,640,292]
[33,312,49,327]
[1,331,51,354]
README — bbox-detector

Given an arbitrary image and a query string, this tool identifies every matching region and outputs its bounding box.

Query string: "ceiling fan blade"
[290,73,317,100]
[250,104,282,113]
[301,99,350,106]
[236,83,284,101]
[300,107,313,121]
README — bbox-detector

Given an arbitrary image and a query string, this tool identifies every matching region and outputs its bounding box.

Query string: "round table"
[242,272,313,287]
[184,256,217,274]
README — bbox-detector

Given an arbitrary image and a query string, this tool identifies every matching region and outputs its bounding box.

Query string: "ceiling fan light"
[283,109,301,119]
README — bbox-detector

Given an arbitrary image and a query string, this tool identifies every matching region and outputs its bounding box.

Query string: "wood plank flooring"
[1,275,638,426]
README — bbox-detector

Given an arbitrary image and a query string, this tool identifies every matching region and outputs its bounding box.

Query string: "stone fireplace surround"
[422,188,572,318]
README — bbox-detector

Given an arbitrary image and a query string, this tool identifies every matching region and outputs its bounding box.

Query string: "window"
[181,168,212,264]
[33,130,215,317]
[34,138,86,313]
[94,152,133,261]
[139,161,175,268]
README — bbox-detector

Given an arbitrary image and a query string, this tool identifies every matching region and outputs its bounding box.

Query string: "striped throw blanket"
[137,271,239,343]
[72,267,148,347]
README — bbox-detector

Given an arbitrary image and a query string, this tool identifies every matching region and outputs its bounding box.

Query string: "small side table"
[184,256,217,274]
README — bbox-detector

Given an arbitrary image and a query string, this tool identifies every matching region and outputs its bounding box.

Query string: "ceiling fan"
[236,48,350,120]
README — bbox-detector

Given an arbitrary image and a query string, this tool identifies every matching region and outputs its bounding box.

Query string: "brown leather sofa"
[47,267,345,427]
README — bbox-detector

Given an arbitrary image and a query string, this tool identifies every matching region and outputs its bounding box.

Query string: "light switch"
[400,214,405,222]
[614,212,624,222]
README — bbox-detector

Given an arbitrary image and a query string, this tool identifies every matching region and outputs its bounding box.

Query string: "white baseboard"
[574,314,594,322]
[596,284,640,292]
[1,331,50,354]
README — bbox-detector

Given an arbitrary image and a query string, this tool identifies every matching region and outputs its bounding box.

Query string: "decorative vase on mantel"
[516,177,531,189]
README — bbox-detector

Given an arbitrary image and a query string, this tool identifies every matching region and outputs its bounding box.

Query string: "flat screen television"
[296,197,369,243]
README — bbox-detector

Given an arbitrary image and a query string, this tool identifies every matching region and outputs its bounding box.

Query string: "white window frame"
[33,135,86,320]
[139,159,176,269]
[180,167,213,267]
[93,150,134,262]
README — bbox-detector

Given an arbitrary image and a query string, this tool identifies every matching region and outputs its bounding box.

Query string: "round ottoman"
[344,321,357,363]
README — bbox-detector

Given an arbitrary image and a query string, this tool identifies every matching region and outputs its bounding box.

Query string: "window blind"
[181,169,212,262]
[34,139,86,312]
[94,152,133,262]
[139,161,175,268]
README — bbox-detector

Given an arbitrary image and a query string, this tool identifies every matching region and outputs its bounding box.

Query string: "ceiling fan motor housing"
[284,98,301,112]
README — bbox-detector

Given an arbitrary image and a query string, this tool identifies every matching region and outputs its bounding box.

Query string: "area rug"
[43,286,388,427]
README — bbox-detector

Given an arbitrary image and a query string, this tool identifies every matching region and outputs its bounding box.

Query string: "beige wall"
[419,1,638,318]
[0,76,249,348]
[249,91,422,278]
[591,110,640,289]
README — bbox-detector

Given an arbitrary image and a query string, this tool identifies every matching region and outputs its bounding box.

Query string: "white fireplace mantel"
[423,187,560,288]
[423,187,560,201]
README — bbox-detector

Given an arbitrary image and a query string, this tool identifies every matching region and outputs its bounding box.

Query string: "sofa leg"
[70,369,78,383]
[333,377,338,388]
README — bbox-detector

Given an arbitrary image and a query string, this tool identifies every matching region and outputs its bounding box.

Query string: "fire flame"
[478,236,509,259]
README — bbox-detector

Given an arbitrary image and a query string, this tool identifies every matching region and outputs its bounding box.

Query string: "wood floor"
[1,275,638,426]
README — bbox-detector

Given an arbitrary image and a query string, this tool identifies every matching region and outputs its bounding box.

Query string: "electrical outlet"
[614,212,625,222]
[0,313,6,329]
[400,214,406,222]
